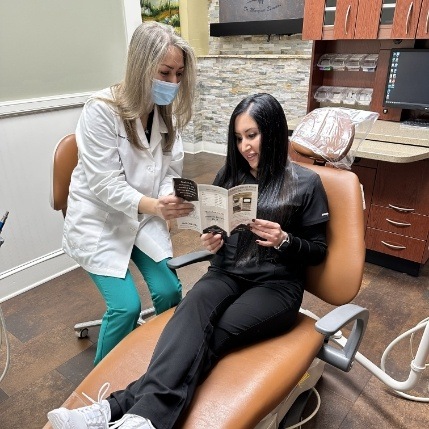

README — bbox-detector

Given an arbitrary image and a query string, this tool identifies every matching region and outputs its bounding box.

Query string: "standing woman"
[63,21,196,365]
[48,93,329,429]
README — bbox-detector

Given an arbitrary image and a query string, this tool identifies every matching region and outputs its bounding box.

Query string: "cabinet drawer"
[368,205,429,240]
[372,160,429,215]
[365,228,427,263]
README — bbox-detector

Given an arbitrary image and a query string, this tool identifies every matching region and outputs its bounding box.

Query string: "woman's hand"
[249,218,287,248]
[201,232,224,254]
[155,195,194,220]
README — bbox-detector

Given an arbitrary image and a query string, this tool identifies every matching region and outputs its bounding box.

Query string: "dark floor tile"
[1,322,91,396]
[0,386,8,405]
[0,370,75,429]
[57,343,97,386]
[301,376,355,429]
[319,363,372,403]
[340,374,429,429]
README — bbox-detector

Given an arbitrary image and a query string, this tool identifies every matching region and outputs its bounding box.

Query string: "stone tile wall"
[182,0,312,154]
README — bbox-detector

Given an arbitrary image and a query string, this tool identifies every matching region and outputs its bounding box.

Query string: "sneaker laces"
[78,382,111,429]
[109,414,154,429]
[108,415,128,428]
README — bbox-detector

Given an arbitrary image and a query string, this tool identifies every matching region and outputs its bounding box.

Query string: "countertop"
[288,117,429,163]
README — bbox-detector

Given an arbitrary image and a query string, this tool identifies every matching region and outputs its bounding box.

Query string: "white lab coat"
[63,88,184,278]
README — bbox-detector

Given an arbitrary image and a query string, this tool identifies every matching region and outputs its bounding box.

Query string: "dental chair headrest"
[290,109,355,164]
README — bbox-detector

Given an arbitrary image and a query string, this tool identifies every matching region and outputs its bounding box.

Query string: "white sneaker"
[109,414,155,429]
[48,383,111,429]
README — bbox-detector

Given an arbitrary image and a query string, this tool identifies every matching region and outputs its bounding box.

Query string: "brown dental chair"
[44,138,368,428]
[49,134,155,338]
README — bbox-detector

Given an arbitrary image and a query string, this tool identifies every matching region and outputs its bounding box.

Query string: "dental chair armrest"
[315,303,369,372]
[167,250,214,270]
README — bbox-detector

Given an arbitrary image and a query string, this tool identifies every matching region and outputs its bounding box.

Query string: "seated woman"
[47,93,329,429]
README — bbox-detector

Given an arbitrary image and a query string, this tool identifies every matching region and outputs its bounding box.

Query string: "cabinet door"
[302,0,360,40]
[416,0,429,37]
[366,227,427,262]
[302,0,327,40]
[333,0,360,39]
[390,0,423,38]
[354,0,383,38]
[368,205,429,239]
[372,160,429,215]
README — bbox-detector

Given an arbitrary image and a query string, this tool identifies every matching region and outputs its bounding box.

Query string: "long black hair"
[216,93,297,265]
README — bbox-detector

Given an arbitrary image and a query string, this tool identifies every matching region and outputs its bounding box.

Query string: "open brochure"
[173,178,258,236]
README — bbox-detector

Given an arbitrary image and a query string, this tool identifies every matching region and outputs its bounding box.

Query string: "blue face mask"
[151,79,180,105]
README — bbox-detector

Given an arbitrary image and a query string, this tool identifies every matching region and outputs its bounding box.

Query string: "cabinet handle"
[381,241,406,250]
[405,2,413,35]
[386,218,412,227]
[388,204,415,213]
[344,4,351,35]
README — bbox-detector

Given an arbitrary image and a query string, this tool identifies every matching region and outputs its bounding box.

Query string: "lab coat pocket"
[64,203,108,252]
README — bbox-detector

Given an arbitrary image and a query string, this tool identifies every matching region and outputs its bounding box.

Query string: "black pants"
[108,269,302,429]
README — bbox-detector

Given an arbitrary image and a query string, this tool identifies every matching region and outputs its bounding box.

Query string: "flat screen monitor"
[383,49,429,112]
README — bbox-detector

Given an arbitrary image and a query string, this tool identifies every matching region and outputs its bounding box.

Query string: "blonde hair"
[109,21,196,150]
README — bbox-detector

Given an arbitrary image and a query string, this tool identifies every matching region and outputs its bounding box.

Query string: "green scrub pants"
[89,246,182,366]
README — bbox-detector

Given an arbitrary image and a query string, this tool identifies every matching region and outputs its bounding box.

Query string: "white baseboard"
[0,251,78,302]
[184,140,226,156]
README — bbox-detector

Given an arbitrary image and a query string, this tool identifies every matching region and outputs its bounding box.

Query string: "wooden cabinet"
[388,0,424,39]
[372,159,429,214]
[333,0,360,39]
[306,39,414,121]
[302,0,327,40]
[302,1,429,274]
[354,0,385,39]
[353,159,429,271]
[416,0,429,38]
[303,0,429,40]
[303,0,361,40]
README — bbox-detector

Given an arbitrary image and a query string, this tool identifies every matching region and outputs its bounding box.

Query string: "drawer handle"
[388,204,415,213]
[386,218,412,227]
[381,241,406,250]
[344,4,351,35]
[405,2,413,35]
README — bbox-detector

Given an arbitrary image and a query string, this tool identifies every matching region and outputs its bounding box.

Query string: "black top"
[209,164,329,286]
[144,110,154,142]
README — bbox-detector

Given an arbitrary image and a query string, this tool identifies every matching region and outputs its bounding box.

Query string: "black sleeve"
[275,221,327,266]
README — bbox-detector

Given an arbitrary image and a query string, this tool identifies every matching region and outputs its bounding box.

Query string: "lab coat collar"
[137,107,167,151]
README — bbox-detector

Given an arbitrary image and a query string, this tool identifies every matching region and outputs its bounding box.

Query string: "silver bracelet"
[274,233,290,250]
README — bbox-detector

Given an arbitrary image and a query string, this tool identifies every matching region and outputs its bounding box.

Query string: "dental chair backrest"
[300,161,365,305]
[290,108,366,305]
[49,134,78,218]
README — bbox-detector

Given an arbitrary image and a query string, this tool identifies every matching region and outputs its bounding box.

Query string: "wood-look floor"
[0,152,428,429]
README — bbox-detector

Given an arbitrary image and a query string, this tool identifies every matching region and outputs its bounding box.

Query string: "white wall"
[0,0,141,301]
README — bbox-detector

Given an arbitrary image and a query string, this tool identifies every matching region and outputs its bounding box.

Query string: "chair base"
[73,307,156,338]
